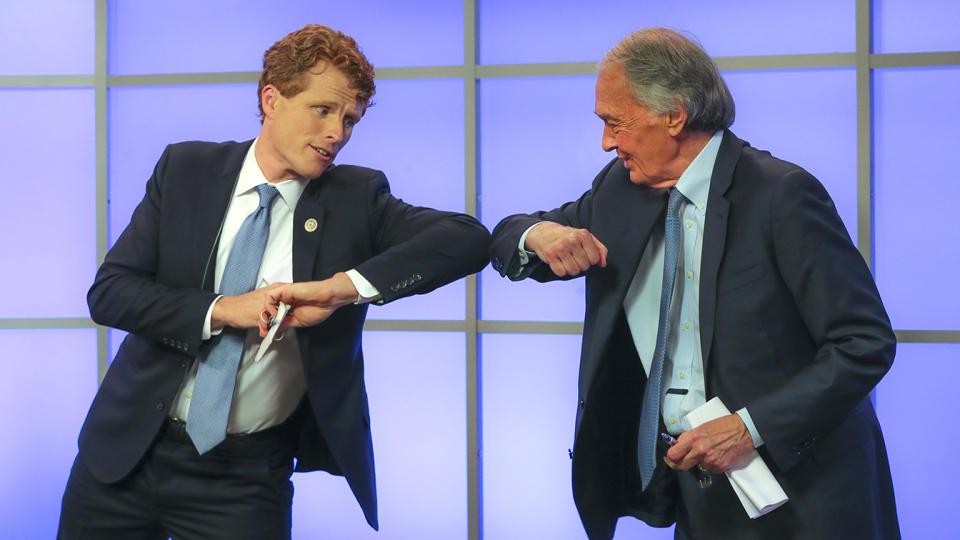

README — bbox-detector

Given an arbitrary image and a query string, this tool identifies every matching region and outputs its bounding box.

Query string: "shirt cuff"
[736,407,764,448]
[345,269,381,304]
[517,222,545,266]
[202,295,225,340]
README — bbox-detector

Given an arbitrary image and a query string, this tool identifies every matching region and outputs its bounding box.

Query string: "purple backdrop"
[0,88,97,317]
[1,1,955,538]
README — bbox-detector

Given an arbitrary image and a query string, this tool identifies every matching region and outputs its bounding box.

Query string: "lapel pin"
[304,218,318,232]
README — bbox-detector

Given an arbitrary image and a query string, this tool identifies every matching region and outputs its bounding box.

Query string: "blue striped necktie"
[637,187,684,490]
[186,183,280,454]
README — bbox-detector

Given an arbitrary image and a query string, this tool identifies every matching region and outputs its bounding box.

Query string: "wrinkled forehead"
[595,66,644,117]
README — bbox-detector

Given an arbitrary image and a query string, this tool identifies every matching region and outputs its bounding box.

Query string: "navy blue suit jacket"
[489,131,899,539]
[79,140,490,529]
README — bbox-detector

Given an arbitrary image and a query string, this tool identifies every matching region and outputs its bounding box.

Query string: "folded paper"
[684,397,789,518]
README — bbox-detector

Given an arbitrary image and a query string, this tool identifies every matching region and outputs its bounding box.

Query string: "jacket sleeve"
[87,145,218,356]
[746,168,896,471]
[352,170,492,304]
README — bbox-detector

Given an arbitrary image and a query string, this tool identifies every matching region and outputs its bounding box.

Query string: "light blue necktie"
[637,188,684,490]
[186,183,280,454]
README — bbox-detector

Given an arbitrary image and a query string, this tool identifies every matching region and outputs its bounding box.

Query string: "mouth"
[310,145,333,160]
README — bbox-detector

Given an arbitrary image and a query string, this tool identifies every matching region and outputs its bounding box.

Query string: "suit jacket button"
[155,401,165,411]
[180,361,188,369]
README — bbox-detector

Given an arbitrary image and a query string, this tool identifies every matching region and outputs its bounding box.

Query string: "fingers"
[667,430,714,471]
[666,434,699,471]
[257,302,278,337]
[536,226,608,277]
[593,236,609,267]
[258,284,288,336]
[277,317,294,333]
[258,309,271,337]
[665,415,755,473]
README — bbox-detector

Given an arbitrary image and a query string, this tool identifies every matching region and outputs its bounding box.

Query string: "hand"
[664,414,755,473]
[258,272,360,336]
[211,282,284,331]
[524,222,608,277]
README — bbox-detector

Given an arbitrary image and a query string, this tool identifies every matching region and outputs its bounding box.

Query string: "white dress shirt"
[171,139,378,434]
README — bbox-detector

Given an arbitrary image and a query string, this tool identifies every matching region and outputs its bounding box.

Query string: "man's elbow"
[87,281,111,327]
[462,222,493,274]
[86,271,127,328]
[444,215,491,274]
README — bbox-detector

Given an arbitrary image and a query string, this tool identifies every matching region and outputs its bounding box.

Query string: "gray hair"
[600,27,734,133]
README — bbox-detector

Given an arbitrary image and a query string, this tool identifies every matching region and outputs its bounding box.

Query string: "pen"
[660,432,713,489]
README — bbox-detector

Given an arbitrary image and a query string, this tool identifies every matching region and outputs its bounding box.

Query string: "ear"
[666,102,688,137]
[261,85,280,119]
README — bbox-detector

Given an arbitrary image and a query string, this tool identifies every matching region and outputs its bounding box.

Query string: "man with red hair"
[58,24,489,539]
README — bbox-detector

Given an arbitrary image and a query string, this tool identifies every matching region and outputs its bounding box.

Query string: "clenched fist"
[525,222,608,277]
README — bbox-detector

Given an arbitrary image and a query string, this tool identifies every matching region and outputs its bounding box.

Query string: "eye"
[314,106,330,115]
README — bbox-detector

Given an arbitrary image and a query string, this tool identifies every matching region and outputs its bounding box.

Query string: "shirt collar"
[674,130,723,216]
[235,137,310,211]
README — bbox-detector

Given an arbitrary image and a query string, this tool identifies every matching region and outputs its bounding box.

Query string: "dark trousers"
[58,419,298,540]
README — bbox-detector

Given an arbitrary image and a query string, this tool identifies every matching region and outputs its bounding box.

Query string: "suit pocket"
[717,262,765,295]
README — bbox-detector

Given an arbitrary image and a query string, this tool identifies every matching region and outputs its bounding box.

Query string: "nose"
[601,124,616,152]
[322,117,344,144]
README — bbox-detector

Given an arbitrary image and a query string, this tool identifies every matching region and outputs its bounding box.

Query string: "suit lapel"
[291,172,327,379]
[292,173,326,282]
[699,131,743,377]
[192,140,253,291]
[580,176,668,398]
[600,180,669,311]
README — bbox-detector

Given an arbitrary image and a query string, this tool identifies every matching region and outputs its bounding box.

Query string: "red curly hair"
[258,24,376,122]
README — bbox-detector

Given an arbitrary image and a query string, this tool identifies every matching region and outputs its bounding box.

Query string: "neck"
[656,130,715,188]
[253,129,296,183]
[675,129,714,169]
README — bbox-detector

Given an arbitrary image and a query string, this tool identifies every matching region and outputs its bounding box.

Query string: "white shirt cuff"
[345,269,381,304]
[517,222,545,265]
[202,295,225,340]
[736,407,764,448]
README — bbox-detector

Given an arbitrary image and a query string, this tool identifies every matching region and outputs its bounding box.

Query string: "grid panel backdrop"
[0,1,958,538]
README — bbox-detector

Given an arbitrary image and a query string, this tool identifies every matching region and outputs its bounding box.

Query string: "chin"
[302,163,330,179]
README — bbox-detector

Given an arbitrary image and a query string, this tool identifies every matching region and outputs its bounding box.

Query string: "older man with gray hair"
[489,27,899,539]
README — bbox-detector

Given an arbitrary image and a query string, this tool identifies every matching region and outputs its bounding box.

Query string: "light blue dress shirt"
[621,131,762,446]
[519,131,762,447]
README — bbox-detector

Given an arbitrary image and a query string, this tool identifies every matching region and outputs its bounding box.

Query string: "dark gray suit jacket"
[489,131,899,539]
[79,140,491,530]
